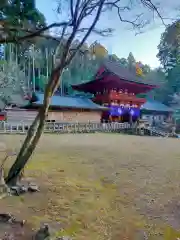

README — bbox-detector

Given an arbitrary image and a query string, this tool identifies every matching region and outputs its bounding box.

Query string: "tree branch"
[70,0,74,19]
[107,1,146,28]
[65,0,106,66]
[140,0,166,26]
[74,0,81,23]
[0,0,167,45]
[1,27,61,42]
[0,21,71,44]
[77,27,113,36]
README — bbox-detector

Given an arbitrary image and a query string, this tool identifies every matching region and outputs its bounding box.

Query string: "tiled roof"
[141,100,174,112]
[103,60,158,86]
[32,93,106,110]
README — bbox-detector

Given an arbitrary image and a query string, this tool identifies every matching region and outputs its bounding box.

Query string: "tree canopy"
[0,0,46,43]
[157,20,180,104]
[1,0,46,26]
[0,61,29,109]
[157,20,180,71]
[127,52,136,70]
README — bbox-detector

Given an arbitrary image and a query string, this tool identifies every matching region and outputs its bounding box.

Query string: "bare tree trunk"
[5,109,46,185]
[12,113,40,165]
[0,168,9,198]
[5,69,62,186]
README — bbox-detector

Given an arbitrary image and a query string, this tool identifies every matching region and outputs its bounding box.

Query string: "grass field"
[1,134,180,239]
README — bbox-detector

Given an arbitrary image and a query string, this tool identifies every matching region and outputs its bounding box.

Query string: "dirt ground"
[1,133,180,239]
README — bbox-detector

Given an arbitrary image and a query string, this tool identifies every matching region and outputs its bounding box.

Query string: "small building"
[5,93,106,123]
[141,99,174,123]
[72,60,158,122]
[0,94,30,121]
[0,111,5,121]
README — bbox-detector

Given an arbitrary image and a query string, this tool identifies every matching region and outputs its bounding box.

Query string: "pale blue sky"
[36,0,176,69]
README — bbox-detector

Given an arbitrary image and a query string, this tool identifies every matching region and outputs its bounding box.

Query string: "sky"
[36,0,177,69]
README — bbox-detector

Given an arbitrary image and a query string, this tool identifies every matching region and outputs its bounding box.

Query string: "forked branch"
[0,0,167,45]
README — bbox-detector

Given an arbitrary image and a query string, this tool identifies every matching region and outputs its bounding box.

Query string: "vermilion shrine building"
[72,60,158,122]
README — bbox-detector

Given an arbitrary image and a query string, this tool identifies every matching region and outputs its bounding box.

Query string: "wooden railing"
[93,92,146,105]
[0,121,131,134]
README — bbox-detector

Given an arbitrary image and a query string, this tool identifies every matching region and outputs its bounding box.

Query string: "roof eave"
[31,103,106,111]
[141,108,174,112]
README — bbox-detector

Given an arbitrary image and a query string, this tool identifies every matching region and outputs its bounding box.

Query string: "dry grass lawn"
[1,133,180,239]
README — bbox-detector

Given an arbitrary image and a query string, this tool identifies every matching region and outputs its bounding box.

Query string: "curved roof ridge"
[102,59,158,86]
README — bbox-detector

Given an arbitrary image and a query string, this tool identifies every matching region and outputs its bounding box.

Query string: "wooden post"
[22,122,25,134]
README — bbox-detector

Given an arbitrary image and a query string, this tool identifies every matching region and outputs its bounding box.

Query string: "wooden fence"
[0,121,131,134]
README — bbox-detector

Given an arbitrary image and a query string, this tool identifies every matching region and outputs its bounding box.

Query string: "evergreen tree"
[157,20,180,73]
[127,52,136,70]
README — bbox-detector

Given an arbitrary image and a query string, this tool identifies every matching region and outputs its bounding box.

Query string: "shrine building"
[72,60,158,122]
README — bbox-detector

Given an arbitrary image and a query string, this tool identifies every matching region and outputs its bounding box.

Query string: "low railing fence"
[0,121,131,134]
